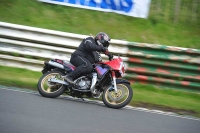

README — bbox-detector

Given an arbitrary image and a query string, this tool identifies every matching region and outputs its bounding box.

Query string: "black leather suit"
[68,37,106,80]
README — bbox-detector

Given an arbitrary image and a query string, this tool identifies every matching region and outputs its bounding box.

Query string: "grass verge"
[1,65,200,117]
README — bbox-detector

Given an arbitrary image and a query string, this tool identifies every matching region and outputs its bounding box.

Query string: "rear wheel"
[102,83,133,109]
[37,70,67,98]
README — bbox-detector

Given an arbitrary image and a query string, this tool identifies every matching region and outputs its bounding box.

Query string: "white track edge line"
[0,87,199,121]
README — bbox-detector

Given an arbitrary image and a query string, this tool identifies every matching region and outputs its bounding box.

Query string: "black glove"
[108,53,113,61]
[102,47,109,55]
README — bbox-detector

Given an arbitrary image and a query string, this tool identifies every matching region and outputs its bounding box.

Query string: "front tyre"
[37,70,67,98]
[102,83,133,109]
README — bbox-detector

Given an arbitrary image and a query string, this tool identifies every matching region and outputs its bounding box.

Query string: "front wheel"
[102,83,133,109]
[37,70,67,98]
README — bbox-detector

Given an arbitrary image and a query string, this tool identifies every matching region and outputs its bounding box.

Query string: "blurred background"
[0,0,200,117]
[0,0,199,48]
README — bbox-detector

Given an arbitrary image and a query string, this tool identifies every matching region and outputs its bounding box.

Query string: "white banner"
[38,0,151,18]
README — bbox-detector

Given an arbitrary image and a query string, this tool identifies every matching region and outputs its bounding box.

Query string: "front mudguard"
[116,78,130,85]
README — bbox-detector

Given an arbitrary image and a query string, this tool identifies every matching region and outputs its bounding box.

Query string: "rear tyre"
[37,70,67,98]
[102,83,133,109]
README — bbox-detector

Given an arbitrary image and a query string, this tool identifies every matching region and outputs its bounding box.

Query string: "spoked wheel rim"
[41,73,64,93]
[105,84,130,105]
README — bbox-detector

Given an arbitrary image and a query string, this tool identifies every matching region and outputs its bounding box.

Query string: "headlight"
[119,62,125,77]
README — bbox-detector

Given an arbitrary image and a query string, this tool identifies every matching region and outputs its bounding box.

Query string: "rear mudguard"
[42,65,65,74]
[116,78,130,85]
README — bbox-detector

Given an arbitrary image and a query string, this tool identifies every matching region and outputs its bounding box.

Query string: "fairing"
[101,57,123,70]
[95,65,109,76]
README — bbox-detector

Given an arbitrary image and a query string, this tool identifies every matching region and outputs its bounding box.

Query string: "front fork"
[111,71,118,93]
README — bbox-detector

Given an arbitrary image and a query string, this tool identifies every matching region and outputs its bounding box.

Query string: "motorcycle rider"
[64,32,113,84]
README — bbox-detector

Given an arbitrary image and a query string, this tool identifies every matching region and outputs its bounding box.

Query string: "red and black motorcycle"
[37,55,133,109]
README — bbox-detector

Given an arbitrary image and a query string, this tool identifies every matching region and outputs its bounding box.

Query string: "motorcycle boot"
[64,74,74,84]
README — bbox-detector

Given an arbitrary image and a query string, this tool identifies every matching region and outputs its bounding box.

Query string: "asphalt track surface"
[0,87,200,133]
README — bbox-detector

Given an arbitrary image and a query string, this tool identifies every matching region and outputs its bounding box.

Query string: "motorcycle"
[37,54,133,109]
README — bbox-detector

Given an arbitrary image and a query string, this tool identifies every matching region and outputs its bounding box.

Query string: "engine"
[74,76,91,90]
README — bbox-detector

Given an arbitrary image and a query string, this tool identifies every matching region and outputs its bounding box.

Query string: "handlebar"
[108,53,113,61]
[104,50,113,61]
